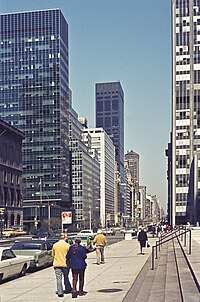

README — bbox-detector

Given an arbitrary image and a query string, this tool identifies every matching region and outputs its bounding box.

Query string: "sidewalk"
[0,237,156,302]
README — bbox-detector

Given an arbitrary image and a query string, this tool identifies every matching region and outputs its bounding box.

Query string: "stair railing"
[151,227,191,270]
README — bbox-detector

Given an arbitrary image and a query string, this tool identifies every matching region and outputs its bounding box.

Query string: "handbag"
[147,242,150,248]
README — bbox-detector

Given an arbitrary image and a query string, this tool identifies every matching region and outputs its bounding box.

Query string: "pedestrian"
[138,227,148,255]
[66,237,87,298]
[93,229,107,265]
[52,233,72,298]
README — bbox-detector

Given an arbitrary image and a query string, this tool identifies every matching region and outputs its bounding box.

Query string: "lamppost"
[35,192,52,230]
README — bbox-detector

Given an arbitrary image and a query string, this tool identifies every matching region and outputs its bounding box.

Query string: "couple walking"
[52,233,87,299]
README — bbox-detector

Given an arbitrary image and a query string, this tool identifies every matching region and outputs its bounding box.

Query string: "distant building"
[171,0,200,225]
[95,82,124,214]
[82,128,115,227]
[0,119,24,229]
[69,110,100,230]
[0,9,71,228]
[124,150,140,225]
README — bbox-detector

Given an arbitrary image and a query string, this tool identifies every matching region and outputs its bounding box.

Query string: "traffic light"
[0,208,4,215]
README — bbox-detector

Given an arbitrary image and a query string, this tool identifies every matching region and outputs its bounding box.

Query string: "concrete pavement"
[0,237,156,302]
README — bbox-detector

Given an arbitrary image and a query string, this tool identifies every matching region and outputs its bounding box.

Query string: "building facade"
[95,82,124,214]
[0,9,71,227]
[82,128,115,227]
[0,119,24,229]
[171,0,200,225]
[69,110,100,230]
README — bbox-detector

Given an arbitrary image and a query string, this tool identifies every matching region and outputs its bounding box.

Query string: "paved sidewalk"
[0,237,156,302]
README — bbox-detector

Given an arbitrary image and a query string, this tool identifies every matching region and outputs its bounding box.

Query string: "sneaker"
[58,294,64,298]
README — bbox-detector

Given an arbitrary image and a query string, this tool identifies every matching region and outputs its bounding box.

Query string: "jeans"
[96,246,105,264]
[54,267,71,295]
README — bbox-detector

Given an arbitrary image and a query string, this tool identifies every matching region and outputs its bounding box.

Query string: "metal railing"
[151,227,191,270]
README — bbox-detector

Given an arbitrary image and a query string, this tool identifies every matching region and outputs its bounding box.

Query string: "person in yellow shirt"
[93,230,107,265]
[52,233,72,298]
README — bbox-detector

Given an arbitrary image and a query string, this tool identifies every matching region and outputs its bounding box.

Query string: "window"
[112,99,118,110]
[96,101,103,111]
[105,117,111,127]
[105,100,110,111]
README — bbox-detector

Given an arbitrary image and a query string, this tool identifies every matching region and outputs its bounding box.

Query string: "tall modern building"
[171,0,200,225]
[82,128,115,227]
[95,81,124,214]
[0,9,71,227]
[69,110,100,230]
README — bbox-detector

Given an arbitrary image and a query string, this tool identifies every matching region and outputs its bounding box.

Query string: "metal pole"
[151,246,154,270]
[89,209,92,230]
[159,236,161,251]
[0,214,2,240]
[189,229,191,254]
[155,241,158,259]
[184,229,186,247]
[48,201,51,230]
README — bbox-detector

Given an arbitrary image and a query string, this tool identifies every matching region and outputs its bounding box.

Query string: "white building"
[82,128,115,227]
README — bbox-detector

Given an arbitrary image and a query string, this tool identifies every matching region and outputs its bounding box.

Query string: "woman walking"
[66,237,87,298]
[138,227,148,255]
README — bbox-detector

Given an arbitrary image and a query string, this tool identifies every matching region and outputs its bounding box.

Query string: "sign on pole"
[62,211,72,224]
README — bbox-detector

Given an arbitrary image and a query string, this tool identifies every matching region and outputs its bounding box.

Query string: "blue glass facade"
[0,10,71,216]
[95,82,124,181]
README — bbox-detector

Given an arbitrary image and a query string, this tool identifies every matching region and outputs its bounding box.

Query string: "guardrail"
[151,228,191,270]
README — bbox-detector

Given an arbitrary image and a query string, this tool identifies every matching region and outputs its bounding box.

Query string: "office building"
[96,82,124,178]
[69,110,100,229]
[0,9,71,227]
[82,128,115,227]
[171,0,200,225]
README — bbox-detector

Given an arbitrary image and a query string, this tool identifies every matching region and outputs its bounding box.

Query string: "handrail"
[151,228,191,270]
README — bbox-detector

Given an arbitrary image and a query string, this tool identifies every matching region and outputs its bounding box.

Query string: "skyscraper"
[171,0,200,225]
[95,82,124,215]
[0,9,70,226]
[96,82,124,178]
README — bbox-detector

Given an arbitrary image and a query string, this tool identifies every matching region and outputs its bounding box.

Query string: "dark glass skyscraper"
[0,9,70,224]
[95,82,124,180]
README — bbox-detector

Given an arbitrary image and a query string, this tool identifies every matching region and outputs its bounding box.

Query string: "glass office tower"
[0,9,70,225]
[95,82,124,215]
[171,0,200,225]
[95,82,124,179]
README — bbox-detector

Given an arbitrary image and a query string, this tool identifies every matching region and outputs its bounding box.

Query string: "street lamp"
[35,192,52,230]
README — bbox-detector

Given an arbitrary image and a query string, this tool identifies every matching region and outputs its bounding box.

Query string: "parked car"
[68,235,94,252]
[11,240,53,269]
[77,229,96,239]
[0,247,31,282]
[123,227,137,236]
[32,231,53,240]
[46,237,59,246]
[106,228,116,236]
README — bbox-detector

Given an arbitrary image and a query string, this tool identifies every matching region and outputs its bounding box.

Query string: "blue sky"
[0,0,171,211]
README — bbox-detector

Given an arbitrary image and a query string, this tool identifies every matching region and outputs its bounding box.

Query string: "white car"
[0,247,31,282]
[77,229,96,239]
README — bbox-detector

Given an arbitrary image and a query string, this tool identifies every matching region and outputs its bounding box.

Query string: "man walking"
[52,233,72,298]
[93,230,107,265]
